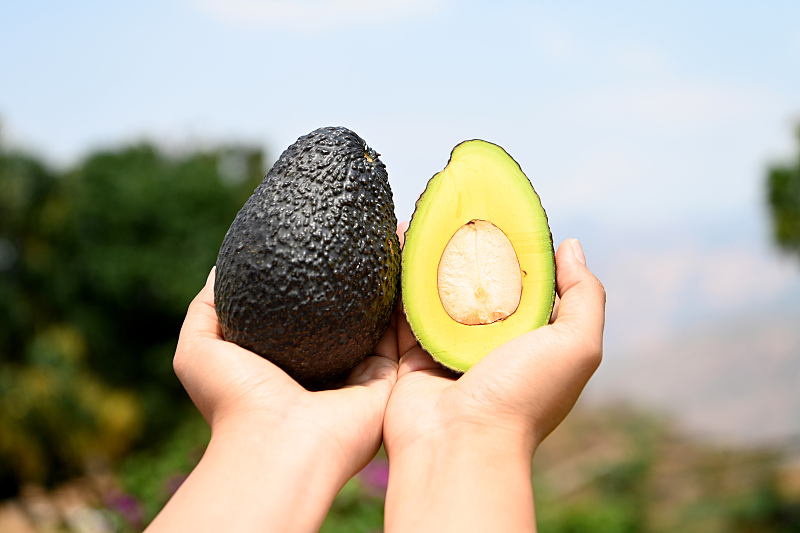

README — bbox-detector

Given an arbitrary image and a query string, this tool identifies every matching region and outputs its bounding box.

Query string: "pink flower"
[358,458,389,496]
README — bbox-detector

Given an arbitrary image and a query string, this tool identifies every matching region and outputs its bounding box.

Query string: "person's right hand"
[383,234,606,533]
[147,268,398,533]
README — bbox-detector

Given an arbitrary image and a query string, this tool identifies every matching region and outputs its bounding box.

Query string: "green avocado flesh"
[214,127,401,388]
[402,140,555,373]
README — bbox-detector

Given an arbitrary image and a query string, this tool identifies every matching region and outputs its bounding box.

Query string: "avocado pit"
[437,219,522,325]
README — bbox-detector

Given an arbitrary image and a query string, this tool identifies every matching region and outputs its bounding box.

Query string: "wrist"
[148,417,352,533]
[387,414,536,463]
[385,424,536,533]
[209,415,356,495]
[387,421,533,479]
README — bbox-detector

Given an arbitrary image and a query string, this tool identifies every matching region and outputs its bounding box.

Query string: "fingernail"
[570,239,586,266]
[206,266,216,285]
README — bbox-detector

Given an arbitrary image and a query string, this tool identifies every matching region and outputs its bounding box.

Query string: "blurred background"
[1,0,800,531]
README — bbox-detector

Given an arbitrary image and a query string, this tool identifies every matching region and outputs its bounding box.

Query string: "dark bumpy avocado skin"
[214,127,400,388]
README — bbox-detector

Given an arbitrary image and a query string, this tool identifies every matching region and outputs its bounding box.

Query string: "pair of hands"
[151,229,605,533]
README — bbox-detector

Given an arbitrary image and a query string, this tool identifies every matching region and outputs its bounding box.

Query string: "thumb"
[551,239,606,353]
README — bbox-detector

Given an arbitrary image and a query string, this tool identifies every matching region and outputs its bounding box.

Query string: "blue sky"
[3,0,800,441]
[3,1,799,223]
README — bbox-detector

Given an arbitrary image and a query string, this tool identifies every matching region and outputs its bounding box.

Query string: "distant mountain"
[585,311,800,446]
[568,207,800,446]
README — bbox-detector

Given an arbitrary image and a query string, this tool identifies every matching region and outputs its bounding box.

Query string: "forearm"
[146,421,350,533]
[384,427,537,533]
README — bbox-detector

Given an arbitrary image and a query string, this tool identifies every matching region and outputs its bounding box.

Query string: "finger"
[393,244,452,378]
[371,300,400,363]
[397,221,409,248]
[550,239,606,357]
[345,353,398,388]
[396,309,454,379]
[549,294,560,324]
[347,302,401,385]
[173,267,251,395]
[178,267,222,344]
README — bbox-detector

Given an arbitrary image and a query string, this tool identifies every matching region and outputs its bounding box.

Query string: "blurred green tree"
[61,144,264,420]
[767,125,800,257]
[0,132,265,496]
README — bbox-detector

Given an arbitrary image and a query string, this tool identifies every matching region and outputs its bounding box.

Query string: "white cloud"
[535,25,581,62]
[563,81,785,129]
[627,84,771,127]
[611,46,672,77]
[547,151,642,208]
[791,33,800,59]
[186,0,449,32]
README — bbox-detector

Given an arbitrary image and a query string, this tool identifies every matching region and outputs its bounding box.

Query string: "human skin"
[382,228,606,533]
[146,227,604,533]
[145,267,400,533]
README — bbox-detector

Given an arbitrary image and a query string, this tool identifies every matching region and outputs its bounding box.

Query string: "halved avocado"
[402,140,555,373]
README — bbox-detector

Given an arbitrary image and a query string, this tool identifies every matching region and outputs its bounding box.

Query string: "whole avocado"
[214,127,401,388]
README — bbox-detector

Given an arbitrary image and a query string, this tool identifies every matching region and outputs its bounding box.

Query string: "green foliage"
[114,412,386,531]
[730,471,800,533]
[116,410,210,526]
[320,476,385,533]
[61,144,264,392]
[0,325,142,492]
[767,125,800,256]
[3,122,800,532]
[532,406,800,533]
[0,133,265,495]
[536,498,640,533]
